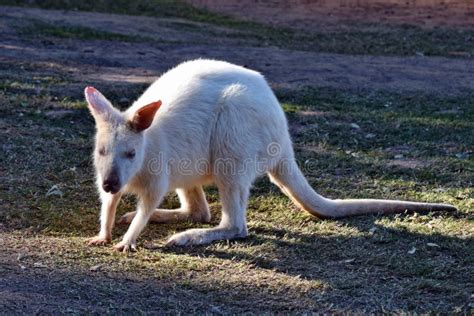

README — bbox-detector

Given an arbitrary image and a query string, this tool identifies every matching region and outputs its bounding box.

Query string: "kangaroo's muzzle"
[102,169,120,194]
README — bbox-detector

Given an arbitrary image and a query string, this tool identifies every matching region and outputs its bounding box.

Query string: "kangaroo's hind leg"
[117,186,210,224]
[166,176,250,246]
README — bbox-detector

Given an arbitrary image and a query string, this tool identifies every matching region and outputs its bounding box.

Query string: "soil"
[0,243,214,314]
[187,0,474,29]
[1,6,473,99]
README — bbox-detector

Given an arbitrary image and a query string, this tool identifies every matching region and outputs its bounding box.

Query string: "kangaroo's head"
[85,87,161,194]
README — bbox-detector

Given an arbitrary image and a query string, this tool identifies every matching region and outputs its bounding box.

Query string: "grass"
[0,1,472,313]
[18,19,189,45]
[0,78,472,312]
[20,20,147,42]
[1,0,473,57]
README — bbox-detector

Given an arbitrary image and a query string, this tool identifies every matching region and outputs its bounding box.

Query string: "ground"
[187,0,474,29]
[0,1,473,314]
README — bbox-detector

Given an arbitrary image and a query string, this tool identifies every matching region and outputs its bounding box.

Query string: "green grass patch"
[20,20,148,42]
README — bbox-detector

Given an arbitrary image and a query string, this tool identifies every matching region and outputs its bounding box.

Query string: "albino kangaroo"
[85,59,456,252]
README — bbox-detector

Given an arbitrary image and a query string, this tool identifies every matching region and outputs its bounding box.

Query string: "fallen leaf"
[209,305,223,314]
[33,262,47,268]
[46,185,63,197]
[448,51,471,57]
[408,247,417,255]
[90,264,102,272]
[45,110,74,119]
[427,243,440,248]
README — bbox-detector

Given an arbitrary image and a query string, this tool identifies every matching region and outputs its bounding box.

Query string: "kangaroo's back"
[128,59,289,166]
[129,59,276,116]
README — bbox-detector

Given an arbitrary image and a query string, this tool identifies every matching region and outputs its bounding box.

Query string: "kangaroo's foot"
[87,234,111,246]
[166,226,247,247]
[113,238,137,253]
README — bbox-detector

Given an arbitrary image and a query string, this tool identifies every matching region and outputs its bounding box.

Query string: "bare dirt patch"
[1,6,473,98]
[386,158,432,169]
[187,0,474,29]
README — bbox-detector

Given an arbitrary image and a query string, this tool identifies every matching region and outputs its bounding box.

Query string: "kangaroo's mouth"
[104,186,120,194]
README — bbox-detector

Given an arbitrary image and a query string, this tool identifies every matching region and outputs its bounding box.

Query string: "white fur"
[85,59,456,251]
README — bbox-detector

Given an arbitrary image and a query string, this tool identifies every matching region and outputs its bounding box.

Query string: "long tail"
[268,159,457,219]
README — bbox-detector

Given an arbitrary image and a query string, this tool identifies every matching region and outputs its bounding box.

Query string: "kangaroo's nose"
[102,171,120,194]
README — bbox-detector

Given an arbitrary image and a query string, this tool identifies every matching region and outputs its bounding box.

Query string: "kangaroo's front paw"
[116,212,135,225]
[87,235,111,246]
[113,240,137,253]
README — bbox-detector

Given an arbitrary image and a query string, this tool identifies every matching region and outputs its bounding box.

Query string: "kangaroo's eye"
[125,150,136,159]
[98,147,106,156]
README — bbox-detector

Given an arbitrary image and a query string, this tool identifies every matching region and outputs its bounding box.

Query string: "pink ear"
[84,86,113,120]
[129,101,162,132]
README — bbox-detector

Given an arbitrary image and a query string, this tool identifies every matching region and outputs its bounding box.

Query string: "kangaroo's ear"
[84,86,115,122]
[128,101,162,132]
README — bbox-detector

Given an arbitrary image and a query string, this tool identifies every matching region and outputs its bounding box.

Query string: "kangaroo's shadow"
[154,210,471,311]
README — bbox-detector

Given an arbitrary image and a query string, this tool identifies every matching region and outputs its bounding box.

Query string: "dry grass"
[0,1,473,314]
[1,78,472,313]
